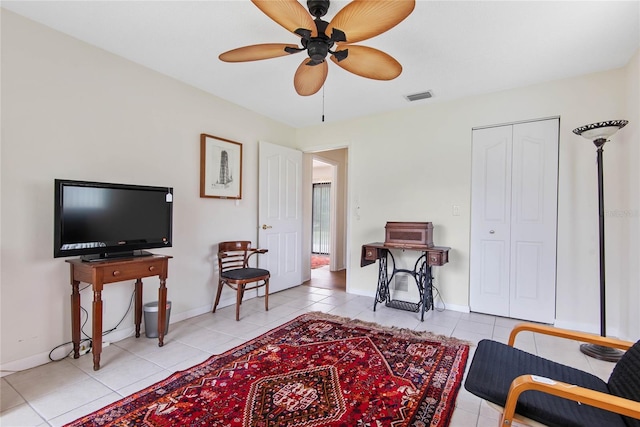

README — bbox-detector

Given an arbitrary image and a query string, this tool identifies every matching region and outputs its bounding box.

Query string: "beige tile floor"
[0,284,617,427]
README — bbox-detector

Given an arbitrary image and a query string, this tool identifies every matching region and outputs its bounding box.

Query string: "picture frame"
[200,133,243,199]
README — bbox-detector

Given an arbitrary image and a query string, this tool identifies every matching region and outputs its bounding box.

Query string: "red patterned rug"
[311,254,330,269]
[65,312,469,427]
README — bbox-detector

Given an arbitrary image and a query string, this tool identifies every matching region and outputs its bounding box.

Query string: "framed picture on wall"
[200,133,243,199]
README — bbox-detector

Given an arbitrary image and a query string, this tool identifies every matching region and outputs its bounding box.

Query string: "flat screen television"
[54,179,173,262]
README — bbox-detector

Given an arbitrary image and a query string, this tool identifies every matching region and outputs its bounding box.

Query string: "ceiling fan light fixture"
[405,90,434,102]
[307,39,331,61]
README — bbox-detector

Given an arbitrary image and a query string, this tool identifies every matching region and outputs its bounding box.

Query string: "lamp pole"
[595,141,606,338]
[573,120,628,362]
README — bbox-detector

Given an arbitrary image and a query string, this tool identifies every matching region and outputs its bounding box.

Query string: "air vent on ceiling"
[405,90,433,102]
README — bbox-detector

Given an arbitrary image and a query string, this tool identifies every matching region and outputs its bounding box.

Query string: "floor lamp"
[573,119,628,362]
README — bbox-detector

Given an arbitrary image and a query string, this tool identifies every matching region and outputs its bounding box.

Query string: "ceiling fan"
[219,0,415,96]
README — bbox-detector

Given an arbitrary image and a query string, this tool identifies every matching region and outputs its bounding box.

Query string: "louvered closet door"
[470,119,558,323]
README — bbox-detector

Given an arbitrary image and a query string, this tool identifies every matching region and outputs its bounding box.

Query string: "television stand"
[81,250,153,263]
[67,255,172,370]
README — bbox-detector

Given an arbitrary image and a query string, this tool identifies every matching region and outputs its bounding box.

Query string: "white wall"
[0,11,296,370]
[2,10,638,373]
[312,162,333,183]
[621,49,640,340]
[295,56,639,339]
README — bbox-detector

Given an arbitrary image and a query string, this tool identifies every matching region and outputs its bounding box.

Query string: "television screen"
[54,179,173,261]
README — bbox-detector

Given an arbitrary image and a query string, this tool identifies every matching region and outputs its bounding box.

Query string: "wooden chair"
[464,323,640,427]
[212,241,269,321]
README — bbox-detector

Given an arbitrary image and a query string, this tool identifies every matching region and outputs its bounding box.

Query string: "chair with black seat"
[212,241,269,321]
[464,323,640,427]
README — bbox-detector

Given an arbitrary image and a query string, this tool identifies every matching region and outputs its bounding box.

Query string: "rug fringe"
[298,311,472,347]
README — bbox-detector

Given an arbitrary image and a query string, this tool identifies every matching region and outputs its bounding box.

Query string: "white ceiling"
[3,1,639,128]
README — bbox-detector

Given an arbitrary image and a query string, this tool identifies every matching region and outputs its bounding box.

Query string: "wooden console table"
[67,255,172,370]
[361,243,450,321]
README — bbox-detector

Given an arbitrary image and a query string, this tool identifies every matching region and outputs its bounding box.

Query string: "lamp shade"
[573,120,628,142]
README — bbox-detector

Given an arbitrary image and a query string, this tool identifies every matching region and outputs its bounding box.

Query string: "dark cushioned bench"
[464,338,640,427]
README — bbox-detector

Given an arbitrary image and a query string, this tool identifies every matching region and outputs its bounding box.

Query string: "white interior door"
[508,120,558,322]
[258,141,303,293]
[470,119,558,323]
[470,125,513,317]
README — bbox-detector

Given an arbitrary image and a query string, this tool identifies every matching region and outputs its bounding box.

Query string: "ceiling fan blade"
[327,0,415,44]
[294,59,328,96]
[330,45,402,80]
[219,43,301,62]
[251,0,318,37]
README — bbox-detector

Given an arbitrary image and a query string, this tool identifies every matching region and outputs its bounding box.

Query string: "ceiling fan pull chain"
[322,85,325,123]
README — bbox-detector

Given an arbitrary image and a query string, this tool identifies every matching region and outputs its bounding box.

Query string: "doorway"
[306,149,348,291]
[312,180,331,267]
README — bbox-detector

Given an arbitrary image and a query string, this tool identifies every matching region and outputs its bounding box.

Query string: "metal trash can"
[143,301,171,338]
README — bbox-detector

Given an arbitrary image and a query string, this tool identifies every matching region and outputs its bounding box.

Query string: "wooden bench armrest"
[501,375,640,425]
[508,323,633,351]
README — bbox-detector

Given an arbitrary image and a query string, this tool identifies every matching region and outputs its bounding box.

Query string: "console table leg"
[92,289,103,371]
[71,280,81,359]
[134,279,142,338]
[157,278,167,347]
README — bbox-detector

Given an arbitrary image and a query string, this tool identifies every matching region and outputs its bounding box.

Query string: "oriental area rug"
[65,312,469,427]
[311,254,330,269]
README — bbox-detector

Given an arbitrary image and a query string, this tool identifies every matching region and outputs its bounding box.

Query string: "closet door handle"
[489,230,495,234]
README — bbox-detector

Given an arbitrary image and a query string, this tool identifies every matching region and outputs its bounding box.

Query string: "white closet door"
[470,119,558,323]
[470,125,513,317]
[508,120,558,323]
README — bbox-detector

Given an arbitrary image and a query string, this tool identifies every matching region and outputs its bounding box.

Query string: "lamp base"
[580,343,624,362]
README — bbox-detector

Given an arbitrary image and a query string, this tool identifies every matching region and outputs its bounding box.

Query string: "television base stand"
[81,250,153,263]
[68,255,172,370]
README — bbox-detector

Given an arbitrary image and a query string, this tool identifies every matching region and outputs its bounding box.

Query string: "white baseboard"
[345,287,376,298]
[439,303,470,313]
[0,294,467,377]
[1,351,55,377]
[338,287,471,314]
[553,319,622,340]
[0,326,138,378]
[0,301,227,377]
[169,304,212,324]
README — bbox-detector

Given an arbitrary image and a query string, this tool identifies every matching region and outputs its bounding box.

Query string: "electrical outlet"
[70,343,91,358]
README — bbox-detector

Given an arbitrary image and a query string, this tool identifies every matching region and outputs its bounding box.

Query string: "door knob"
[489,230,495,234]
[262,224,272,230]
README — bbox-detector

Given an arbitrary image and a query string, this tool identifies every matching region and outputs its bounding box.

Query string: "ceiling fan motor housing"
[299,18,336,64]
[307,0,330,18]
